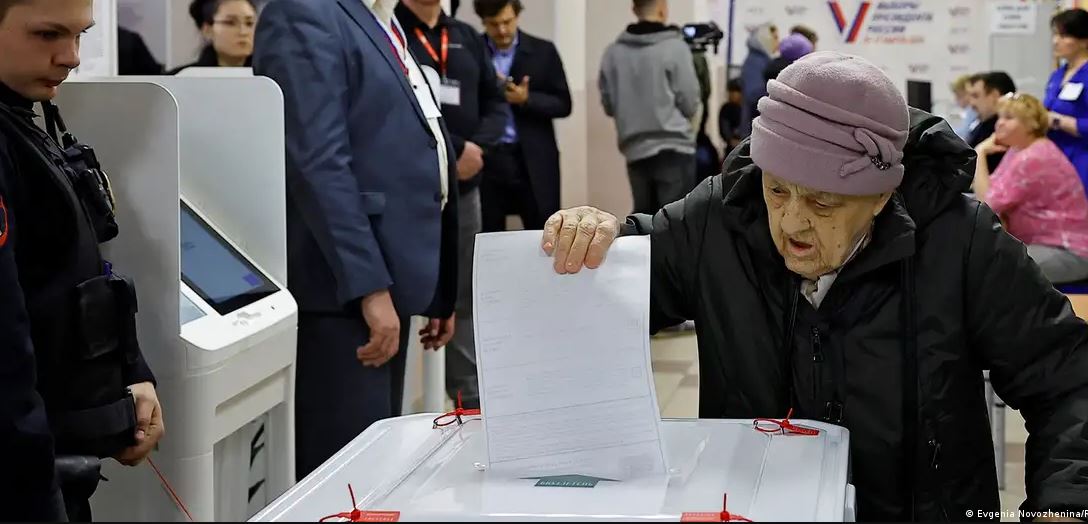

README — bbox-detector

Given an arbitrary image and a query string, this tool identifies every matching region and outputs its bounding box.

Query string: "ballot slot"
[658,420,771,518]
[180,292,207,325]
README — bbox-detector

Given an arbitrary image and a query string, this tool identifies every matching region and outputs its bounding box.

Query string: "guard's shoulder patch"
[0,195,8,248]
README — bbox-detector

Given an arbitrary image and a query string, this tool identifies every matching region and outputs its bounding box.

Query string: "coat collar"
[336,0,428,129]
[0,82,33,111]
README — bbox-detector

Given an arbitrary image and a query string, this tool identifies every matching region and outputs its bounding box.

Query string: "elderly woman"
[541,53,1088,521]
[973,93,1088,284]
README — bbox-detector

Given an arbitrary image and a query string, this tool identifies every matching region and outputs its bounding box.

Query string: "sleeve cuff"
[622,214,654,236]
[124,355,156,386]
[1076,117,1088,138]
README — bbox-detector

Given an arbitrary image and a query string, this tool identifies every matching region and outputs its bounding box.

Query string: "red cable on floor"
[147,457,195,522]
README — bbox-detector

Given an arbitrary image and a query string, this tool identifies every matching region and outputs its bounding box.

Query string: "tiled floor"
[650,332,1028,523]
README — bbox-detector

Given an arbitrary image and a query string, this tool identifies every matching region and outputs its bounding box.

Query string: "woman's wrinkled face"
[762,172,892,280]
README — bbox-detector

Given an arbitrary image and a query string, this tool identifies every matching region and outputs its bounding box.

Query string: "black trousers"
[481,143,545,232]
[626,150,696,215]
[294,313,410,479]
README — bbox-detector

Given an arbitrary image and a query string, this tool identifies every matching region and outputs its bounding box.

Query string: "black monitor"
[180,202,279,315]
[907,80,932,113]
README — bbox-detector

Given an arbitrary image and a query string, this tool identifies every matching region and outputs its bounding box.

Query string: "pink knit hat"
[750,52,909,196]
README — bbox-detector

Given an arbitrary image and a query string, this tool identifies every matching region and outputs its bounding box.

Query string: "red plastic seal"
[681,494,753,522]
[319,485,401,522]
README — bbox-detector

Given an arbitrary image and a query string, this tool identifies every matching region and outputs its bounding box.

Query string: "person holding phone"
[476,0,572,236]
[974,93,1088,284]
[1046,8,1088,193]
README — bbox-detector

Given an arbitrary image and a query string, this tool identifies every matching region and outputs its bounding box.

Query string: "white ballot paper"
[472,231,666,481]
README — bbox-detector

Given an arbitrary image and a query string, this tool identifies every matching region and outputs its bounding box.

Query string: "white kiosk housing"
[53,78,297,521]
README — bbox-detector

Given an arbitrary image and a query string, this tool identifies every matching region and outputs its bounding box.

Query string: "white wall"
[730,0,1060,122]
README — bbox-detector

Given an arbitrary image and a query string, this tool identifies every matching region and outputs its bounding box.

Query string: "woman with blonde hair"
[974,92,1088,283]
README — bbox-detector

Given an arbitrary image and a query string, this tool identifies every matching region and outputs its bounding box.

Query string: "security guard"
[0,0,164,520]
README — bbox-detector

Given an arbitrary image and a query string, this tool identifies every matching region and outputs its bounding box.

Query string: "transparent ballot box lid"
[251,415,853,522]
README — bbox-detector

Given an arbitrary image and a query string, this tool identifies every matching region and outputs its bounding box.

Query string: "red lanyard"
[370,10,409,78]
[414,27,449,77]
[386,24,409,77]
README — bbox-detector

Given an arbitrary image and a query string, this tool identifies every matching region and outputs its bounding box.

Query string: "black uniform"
[0,83,155,520]
[395,3,507,192]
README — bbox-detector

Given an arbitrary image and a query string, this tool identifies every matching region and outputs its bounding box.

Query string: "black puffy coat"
[622,109,1088,521]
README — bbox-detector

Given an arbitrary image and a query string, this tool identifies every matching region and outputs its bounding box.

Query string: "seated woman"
[170,0,257,75]
[973,92,1088,284]
[538,52,1088,521]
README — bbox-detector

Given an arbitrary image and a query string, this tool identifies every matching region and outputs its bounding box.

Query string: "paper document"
[472,231,666,480]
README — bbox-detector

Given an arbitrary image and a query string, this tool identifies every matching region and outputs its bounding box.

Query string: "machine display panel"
[181,202,278,315]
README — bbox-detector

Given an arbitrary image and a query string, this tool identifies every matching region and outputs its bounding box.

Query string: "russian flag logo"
[828,1,872,43]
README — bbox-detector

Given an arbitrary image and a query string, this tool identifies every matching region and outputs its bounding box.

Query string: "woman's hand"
[541,207,620,274]
[976,135,1009,157]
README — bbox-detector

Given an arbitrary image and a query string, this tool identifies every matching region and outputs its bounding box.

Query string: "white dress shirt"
[364,0,449,208]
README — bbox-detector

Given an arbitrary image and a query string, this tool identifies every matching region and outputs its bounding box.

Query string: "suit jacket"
[254,0,459,319]
[496,31,572,217]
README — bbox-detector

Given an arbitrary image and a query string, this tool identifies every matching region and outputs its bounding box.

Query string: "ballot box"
[251,415,854,522]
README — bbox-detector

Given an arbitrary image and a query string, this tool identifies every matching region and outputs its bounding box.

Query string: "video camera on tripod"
[682,22,724,53]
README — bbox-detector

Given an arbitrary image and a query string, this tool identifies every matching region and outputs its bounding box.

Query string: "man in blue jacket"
[254,0,459,478]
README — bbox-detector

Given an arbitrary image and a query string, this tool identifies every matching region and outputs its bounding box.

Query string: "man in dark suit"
[474,0,572,233]
[966,71,1016,173]
[253,0,459,478]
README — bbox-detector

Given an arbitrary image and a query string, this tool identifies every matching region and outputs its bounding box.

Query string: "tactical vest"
[0,101,140,459]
